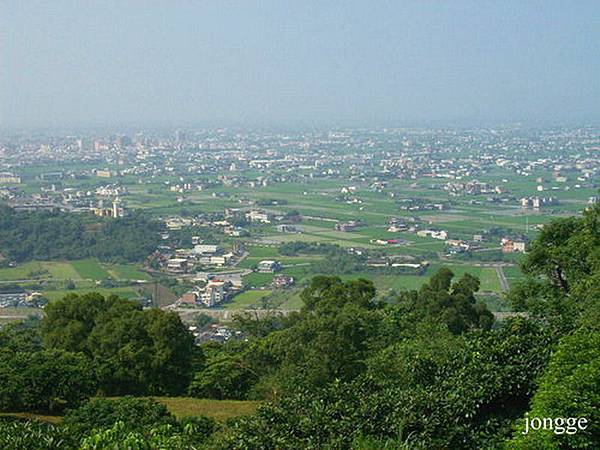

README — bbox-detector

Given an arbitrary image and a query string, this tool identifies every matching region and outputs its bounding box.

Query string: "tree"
[300,276,377,313]
[215,318,554,449]
[0,206,163,263]
[0,349,97,413]
[0,319,43,353]
[144,308,195,395]
[189,353,257,400]
[394,268,494,335]
[507,328,600,449]
[509,203,600,332]
[79,418,216,450]
[521,203,600,294]
[42,294,194,396]
[42,293,108,353]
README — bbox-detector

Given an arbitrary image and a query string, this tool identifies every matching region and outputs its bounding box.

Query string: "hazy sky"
[2,1,599,128]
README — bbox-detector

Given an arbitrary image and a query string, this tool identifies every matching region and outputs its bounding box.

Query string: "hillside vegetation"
[0,204,598,448]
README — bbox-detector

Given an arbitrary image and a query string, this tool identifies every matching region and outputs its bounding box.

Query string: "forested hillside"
[0,204,598,449]
[0,205,162,263]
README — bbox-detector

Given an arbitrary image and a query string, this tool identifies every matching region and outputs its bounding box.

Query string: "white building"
[246,210,271,223]
[257,260,280,273]
[199,280,226,307]
[193,244,219,255]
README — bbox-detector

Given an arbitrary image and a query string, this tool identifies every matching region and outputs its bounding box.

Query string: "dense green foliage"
[63,397,216,445]
[0,349,97,413]
[0,205,162,263]
[508,328,600,449]
[79,417,216,450]
[189,271,494,404]
[62,397,173,437]
[0,294,194,416]
[43,293,195,395]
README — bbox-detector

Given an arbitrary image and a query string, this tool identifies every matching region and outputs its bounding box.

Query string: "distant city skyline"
[1,1,599,128]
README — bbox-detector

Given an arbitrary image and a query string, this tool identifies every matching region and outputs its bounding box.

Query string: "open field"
[105,264,151,281]
[224,289,272,310]
[0,261,80,281]
[0,259,149,283]
[71,259,110,279]
[152,397,261,421]
[0,258,152,307]
[3,152,582,318]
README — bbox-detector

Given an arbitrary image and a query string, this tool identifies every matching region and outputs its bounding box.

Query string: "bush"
[63,397,173,438]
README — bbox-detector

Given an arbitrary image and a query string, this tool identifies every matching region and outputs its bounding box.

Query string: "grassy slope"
[151,397,260,421]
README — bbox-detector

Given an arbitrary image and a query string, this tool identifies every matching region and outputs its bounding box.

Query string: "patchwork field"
[0,259,151,309]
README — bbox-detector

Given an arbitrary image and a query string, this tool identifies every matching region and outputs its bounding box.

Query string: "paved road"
[496,266,510,293]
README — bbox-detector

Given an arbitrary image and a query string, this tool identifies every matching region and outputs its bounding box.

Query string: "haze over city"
[2,0,600,128]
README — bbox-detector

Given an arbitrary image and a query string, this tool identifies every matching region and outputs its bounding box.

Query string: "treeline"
[0,204,599,448]
[0,205,163,263]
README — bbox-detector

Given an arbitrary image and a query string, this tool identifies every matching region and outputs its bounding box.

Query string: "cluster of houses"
[271,274,294,288]
[519,196,559,209]
[192,324,242,344]
[501,238,527,253]
[372,238,412,246]
[416,229,449,240]
[245,210,271,223]
[177,266,291,309]
[0,292,46,308]
[335,220,365,232]
[0,172,21,184]
[92,198,125,218]
[445,239,476,254]
[257,260,281,273]
[276,224,301,233]
[444,181,506,196]
[395,198,447,211]
[162,243,241,274]
[386,216,421,232]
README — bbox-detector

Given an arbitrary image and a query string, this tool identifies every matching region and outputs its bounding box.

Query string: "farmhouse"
[166,258,188,273]
[257,260,281,273]
[271,274,294,288]
[276,224,301,233]
[502,239,527,253]
[246,210,271,223]
[417,229,448,240]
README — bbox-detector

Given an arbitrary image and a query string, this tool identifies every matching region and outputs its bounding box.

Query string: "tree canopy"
[0,205,162,263]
